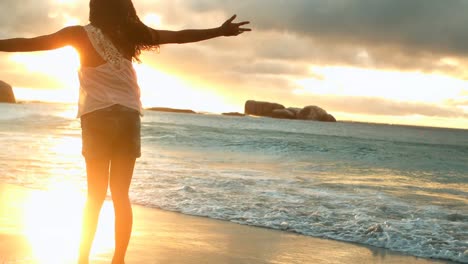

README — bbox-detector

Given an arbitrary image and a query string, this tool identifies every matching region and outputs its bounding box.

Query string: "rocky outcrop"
[272,109,296,119]
[287,107,301,117]
[0,81,16,103]
[147,107,197,114]
[222,112,245,117]
[298,105,336,122]
[245,100,285,117]
[244,100,336,122]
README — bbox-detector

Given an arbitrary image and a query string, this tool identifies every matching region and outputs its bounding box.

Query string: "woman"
[0,0,251,263]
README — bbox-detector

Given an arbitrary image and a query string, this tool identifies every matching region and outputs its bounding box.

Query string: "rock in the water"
[244,100,337,122]
[147,107,196,114]
[365,224,383,235]
[0,81,16,103]
[272,109,296,119]
[222,112,245,117]
[287,107,301,117]
[324,114,337,122]
[298,105,336,122]
[245,100,285,117]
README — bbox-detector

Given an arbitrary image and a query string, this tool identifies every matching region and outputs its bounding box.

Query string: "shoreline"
[0,183,455,264]
[4,101,468,131]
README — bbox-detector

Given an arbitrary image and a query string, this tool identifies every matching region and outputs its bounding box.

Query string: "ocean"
[0,102,467,263]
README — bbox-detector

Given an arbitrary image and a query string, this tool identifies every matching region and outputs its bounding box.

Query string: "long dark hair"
[89,0,159,62]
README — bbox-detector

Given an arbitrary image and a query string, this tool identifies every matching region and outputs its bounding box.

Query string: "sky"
[1,0,468,129]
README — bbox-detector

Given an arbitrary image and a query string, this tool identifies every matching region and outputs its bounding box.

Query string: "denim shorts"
[81,104,141,159]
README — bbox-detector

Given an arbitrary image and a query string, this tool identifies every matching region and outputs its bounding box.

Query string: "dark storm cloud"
[3,1,468,61]
[4,0,468,73]
[183,0,468,75]
[187,0,468,56]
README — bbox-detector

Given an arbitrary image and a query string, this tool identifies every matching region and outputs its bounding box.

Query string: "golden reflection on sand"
[0,184,448,264]
[2,184,116,263]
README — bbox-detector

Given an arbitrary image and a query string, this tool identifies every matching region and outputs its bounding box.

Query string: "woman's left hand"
[220,15,251,36]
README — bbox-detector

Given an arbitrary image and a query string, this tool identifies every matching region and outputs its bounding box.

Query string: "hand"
[220,15,251,37]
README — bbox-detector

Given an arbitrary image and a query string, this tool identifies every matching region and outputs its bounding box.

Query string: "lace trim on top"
[84,24,125,68]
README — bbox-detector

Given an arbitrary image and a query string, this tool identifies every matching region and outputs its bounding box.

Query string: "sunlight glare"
[49,136,81,156]
[9,47,80,89]
[14,87,78,103]
[135,64,238,113]
[54,0,77,4]
[22,184,116,263]
[15,133,117,263]
[64,15,81,27]
[53,0,79,8]
[23,186,83,263]
[295,66,467,103]
[438,57,460,67]
[143,13,162,28]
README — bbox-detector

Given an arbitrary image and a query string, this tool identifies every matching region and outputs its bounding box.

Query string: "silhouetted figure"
[0,1,250,263]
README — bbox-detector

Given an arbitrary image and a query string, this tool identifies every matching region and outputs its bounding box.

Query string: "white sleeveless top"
[77,24,143,117]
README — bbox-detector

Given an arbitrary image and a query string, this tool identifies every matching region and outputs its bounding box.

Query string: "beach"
[0,103,466,263]
[0,183,453,264]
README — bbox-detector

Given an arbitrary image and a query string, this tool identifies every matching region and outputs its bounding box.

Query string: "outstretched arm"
[154,15,251,45]
[0,26,81,52]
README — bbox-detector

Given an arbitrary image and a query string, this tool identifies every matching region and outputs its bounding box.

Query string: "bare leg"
[109,157,136,264]
[78,158,110,264]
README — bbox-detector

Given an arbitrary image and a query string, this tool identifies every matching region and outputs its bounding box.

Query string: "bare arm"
[0,26,81,52]
[154,15,251,45]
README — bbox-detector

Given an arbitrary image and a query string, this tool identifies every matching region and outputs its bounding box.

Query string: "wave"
[129,176,468,263]
[1,105,467,263]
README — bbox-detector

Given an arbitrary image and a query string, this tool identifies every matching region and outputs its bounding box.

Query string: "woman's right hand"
[220,15,251,37]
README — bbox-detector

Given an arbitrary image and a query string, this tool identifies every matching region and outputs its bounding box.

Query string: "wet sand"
[0,184,453,264]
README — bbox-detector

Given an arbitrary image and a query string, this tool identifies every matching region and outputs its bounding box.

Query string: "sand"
[0,184,453,264]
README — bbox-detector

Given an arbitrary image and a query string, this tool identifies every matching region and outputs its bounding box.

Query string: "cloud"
[178,0,468,76]
[186,0,468,55]
[445,99,468,108]
[1,0,468,123]
[0,1,91,40]
[3,0,468,75]
[3,1,468,68]
[282,94,468,119]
